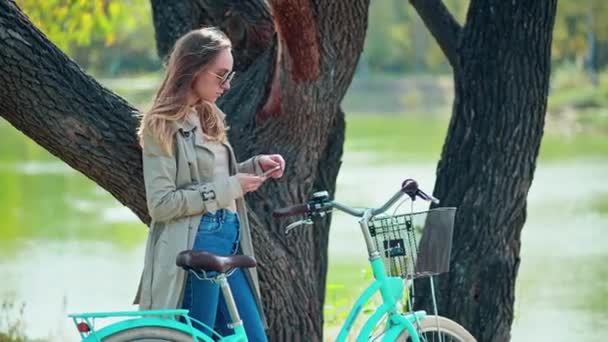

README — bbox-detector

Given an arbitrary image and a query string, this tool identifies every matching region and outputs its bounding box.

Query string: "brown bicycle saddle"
[176,250,257,274]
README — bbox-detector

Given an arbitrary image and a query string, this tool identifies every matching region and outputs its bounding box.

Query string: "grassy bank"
[344,113,608,163]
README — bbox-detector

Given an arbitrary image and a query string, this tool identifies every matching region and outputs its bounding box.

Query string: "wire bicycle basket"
[368,207,456,279]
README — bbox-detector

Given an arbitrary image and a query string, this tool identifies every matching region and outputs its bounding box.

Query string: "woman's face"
[191,48,234,104]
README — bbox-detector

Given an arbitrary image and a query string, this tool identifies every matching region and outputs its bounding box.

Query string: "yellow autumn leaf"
[108,2,121,18]
[95,1,104,16]
[105,33,116,46]
[54,6,68,19]
[81,12,93,32]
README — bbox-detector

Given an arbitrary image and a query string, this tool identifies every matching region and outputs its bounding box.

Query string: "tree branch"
[268,0,321,82]
[0,0,148,223]
[410,0,462,67]
[151,0,275,70]
[150,0,203,60]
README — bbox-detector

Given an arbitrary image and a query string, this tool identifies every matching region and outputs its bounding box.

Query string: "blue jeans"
[181,209,267,341]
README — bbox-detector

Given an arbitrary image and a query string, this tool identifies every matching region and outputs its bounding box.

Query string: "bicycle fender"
[81,317,214,342]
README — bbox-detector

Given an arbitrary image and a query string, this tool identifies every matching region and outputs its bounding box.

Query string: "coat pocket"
[154,219,188,271]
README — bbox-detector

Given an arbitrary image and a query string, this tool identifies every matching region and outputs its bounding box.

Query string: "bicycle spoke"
[368,314,389,341]
[419,331,461,342]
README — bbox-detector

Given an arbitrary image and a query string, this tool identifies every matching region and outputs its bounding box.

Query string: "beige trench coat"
[133,108,266,326]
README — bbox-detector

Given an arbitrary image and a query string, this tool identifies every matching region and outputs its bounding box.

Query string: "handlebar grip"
[401,179,419,199]
[417,189,431,201]
[418,189,440,204]
[273,203,309,218]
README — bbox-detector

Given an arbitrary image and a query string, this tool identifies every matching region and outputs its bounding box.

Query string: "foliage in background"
[17,0,127,51]
[15,0,159,75]
[15,0,608,77]
[553,1,608,72]
[362,0,467,74]
[361,0,608,75]
[546,66,608,144]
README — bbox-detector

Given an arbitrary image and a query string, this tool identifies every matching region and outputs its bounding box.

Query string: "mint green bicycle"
[69,178,474,341]
[274,178,475,341]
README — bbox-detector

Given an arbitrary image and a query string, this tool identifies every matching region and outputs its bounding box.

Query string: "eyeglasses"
[208,70,235,86]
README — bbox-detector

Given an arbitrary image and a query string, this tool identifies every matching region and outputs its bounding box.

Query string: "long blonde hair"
[138,27,231,155]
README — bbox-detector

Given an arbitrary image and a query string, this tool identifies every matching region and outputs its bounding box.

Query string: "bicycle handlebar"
[273,178,439,219]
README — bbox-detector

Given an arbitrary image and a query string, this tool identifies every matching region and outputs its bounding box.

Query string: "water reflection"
[0,124,145,252]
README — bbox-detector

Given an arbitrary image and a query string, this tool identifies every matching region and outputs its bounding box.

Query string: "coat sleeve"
[142,131,243,222]
[237,156,264,176]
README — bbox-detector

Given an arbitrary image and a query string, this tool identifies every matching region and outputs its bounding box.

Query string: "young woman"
[133,27,283,341]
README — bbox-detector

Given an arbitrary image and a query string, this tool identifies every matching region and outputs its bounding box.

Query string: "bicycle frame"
[334,210,427,342]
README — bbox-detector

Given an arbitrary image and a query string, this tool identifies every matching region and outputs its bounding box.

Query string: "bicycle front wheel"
[101,326,200,342]
[397,315,476,342]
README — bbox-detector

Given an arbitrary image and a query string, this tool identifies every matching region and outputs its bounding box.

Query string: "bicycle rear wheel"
[101,326,199,342]
[398,315,475,342]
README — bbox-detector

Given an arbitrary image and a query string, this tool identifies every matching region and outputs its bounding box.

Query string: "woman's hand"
[235,173,266,193]
[258,154,285,179]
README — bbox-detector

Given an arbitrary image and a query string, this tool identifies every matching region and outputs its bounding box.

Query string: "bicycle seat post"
[217,273,243,329]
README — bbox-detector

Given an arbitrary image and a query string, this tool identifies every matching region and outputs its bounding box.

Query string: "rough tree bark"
[0,0,147,221]
[0,0,370,340]
[409,1,558,341]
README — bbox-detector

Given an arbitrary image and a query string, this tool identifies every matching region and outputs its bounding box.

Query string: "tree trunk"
[150,1,369,339]
[410,1,557,341]
[0,0,370,340]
